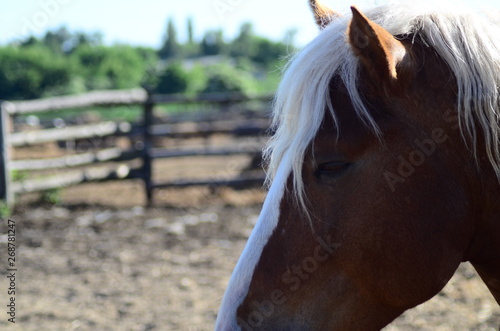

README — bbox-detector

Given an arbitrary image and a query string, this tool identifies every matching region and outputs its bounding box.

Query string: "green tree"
[227,22,291,70]
[202,63,256,94]
[229,23,256,58]
[73,31,103,48]
[39,27,103,54]
[185,64,207,94]
[251,37,288,67]
[155,62,189,94]
[0,46,74,100]
[42,27,71,54]
[201,30,225,56]
[182,18,200,58]
[158,19,180,59]
[72,45,150,90]
[187,18,194,45]
[20,36,40,48]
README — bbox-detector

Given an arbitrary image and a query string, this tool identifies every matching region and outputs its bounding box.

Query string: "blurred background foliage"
[0,19,297,101]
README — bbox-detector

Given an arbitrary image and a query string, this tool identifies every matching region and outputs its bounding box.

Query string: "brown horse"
[216,1,500,330]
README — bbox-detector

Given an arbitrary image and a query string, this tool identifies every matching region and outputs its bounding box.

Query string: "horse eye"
[315,162,352,179]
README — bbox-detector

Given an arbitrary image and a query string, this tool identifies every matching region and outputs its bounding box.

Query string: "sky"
[1,0,500,48]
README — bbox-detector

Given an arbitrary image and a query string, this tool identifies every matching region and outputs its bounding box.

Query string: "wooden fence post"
[0,102,13,207]
[142,93,154,206]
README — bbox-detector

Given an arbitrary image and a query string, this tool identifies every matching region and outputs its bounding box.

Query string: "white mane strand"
[264,3,500,206]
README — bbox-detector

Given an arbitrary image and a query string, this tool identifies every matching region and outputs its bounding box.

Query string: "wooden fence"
[0,89,272,207]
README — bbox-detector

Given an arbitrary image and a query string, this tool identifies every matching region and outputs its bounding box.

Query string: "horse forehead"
[315,87,378,147]
[327,41,453,132]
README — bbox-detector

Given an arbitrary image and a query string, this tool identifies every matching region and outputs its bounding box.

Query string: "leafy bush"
[155,62,190,94]
[71,45,153,90]
[202,63,257,94]
[0,46,74,99]
[0,21,293,101]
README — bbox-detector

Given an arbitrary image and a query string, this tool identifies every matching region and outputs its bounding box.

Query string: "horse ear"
[348,6,406,84]
[309,0,340,29]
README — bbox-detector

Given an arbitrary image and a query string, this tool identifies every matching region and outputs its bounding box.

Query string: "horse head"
[216,2,500,330]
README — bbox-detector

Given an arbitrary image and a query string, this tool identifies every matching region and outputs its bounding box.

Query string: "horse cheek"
[282,269,301,291]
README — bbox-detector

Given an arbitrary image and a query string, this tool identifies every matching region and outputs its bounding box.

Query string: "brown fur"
[309,0,340,29]
[348,7,407,85]
[232,7,500,330]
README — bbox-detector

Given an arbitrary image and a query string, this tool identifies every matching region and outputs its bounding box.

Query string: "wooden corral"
[0,89,272,206]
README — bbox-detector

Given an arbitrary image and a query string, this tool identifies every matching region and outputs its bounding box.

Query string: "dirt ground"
[1,143,500,330]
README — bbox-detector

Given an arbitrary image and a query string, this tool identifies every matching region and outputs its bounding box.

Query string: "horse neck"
[468,163,500,304]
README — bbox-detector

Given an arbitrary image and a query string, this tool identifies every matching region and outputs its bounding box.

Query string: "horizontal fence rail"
[0,88,272,206]
[11,148,139,171]
[12,165,136,194]
[2,89,147,114]
[150,92,272,104]
[10,121,132,147]
[148,146,262,159]
[151,171,266,190]
[149,119,270,137]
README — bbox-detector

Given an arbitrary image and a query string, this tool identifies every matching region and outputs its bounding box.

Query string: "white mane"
[264,2,500,207]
